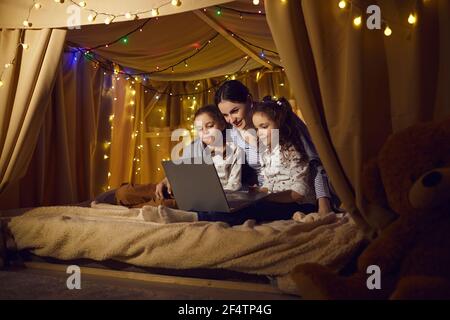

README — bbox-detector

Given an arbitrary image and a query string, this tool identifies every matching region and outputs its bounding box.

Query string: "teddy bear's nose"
[422,171,442,188]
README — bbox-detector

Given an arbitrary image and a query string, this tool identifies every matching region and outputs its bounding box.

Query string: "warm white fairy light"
[384,26,392,36]
[338,0,347,9]
[88,13,97,22]
[353,16,362,27]
[151,8,159,16]
[104,16,113,24]
[253,0,260,5]
[23,20,32,27]
[0,80,4,88]
[171,0,182,6]
[78,1,87,8]
[21,43,29,50]
[34,3,42,9]
[408,13,417,25]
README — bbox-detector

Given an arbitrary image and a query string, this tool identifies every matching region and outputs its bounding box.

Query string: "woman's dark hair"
[194,104,227,130]
[252,96,309,164]
[214,80,250,105]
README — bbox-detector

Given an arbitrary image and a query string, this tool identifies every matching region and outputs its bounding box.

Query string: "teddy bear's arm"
[358,217,416,274]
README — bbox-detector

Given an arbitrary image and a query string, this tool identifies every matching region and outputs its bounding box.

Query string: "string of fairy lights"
[0,0,423,89]
[0,0,274,88]
[338,0,418,36]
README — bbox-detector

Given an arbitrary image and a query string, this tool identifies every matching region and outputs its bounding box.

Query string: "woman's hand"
[155,177,172,199]
[248,185,268,194]
[317,197,333,215]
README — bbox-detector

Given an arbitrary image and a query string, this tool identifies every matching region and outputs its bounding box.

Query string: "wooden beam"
[24,261,283,294]
[194,10,273,70]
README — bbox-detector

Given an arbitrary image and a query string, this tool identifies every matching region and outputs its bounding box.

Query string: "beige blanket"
[6,205,365,292]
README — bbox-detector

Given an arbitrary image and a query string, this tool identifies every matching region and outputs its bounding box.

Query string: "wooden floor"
[0,262,298,300]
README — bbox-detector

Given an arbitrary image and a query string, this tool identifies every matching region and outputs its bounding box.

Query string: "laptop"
[161,160,268,213]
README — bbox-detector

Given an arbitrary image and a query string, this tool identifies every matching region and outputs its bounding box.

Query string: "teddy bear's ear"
[362,158,389,207]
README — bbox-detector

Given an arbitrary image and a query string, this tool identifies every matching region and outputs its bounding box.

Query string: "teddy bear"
[290,117,450,299]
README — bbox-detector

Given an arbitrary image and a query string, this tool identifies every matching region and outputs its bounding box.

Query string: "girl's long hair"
[252,96,310,165]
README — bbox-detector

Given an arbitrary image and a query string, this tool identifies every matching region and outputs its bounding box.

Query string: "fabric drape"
[265,0,450,231]
[0,28,67,204]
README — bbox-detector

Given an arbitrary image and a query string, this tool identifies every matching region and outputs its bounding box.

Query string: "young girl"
[251,97,317,205]
[158,98,321,225]
[188,104,243,192]
[115,105,243,207]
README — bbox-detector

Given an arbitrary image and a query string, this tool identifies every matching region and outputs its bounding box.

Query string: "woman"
[214,80,338,214]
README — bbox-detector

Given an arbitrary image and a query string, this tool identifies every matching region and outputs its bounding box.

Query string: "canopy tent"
[1,0,450,233]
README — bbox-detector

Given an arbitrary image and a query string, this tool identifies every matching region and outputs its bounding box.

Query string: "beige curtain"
[0,28,66,205]
[265,0,450,231]
[0,49,109,209]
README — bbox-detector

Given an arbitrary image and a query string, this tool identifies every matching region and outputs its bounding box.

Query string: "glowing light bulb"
[171,0,181,6]
[104,155,109,159]
[353,16,362,27]
[21,43,29,49]
[131,89,136,96]
[104,16,113,24]
[151,8,159,16]
[23,20,32,27]
[408,13,417,25]
[253,0,260,5]
[88,13,97,22]
[34,3,42,9]
[338,0,347,9]
[78,1,86,7]
[384,26,392,36]
[0,80,4,88]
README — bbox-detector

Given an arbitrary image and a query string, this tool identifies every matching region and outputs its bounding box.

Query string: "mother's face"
[218,100,249,130]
